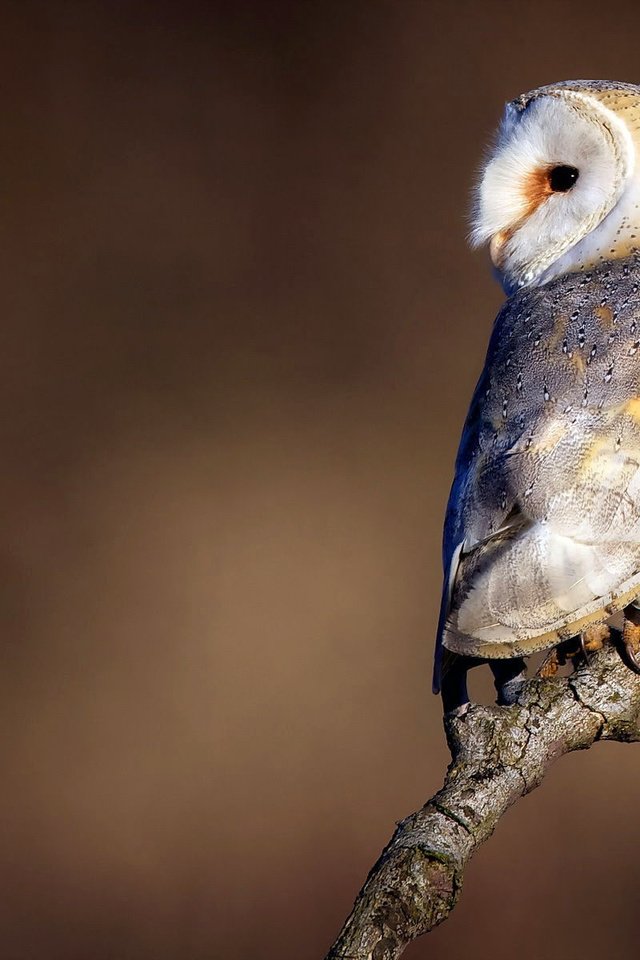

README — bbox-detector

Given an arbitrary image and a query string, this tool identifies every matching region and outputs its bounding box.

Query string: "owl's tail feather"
[436,643,527,712]
[432,644,459,695]
[433,646,473,713]
[433,541,466,695]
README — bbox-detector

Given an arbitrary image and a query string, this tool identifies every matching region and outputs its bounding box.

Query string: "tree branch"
[324,644,640,960]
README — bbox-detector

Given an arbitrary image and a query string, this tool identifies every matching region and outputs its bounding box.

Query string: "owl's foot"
[537,637,578,677]
[580,623,610,657]
[621,606,640,673]
[536,625,610,679]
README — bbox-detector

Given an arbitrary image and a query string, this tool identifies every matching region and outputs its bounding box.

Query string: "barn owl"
[433,80,640,712]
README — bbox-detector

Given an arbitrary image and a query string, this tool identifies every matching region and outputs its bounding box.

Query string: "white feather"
[470,90,637,289]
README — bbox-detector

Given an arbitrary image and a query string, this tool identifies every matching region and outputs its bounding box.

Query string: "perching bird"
[433,80,640,712]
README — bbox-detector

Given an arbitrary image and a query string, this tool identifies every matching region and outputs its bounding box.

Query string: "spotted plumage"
[434,80,640,701]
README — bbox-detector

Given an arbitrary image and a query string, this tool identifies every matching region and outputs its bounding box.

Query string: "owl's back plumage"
[435,252,640,686]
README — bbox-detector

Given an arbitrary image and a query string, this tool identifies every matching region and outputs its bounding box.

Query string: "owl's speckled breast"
[461,253,640,544]
[441,252,640,660]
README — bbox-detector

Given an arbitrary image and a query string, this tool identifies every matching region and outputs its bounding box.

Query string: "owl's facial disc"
[471,82,640,291]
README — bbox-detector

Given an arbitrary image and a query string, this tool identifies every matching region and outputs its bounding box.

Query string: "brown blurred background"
[2,2,640,958]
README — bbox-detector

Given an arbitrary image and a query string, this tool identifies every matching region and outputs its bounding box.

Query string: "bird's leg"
[621,604,640,673]
[490,657,527,706]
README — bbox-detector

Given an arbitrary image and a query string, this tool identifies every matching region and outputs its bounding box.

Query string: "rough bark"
[324,644,640,960]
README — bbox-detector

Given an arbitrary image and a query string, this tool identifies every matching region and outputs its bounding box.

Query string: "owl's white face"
[472,82,640,292]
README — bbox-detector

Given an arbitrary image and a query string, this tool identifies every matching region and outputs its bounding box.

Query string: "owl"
[433,80,640,713]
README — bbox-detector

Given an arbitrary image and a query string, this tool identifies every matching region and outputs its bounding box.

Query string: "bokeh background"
[3,2,640,958]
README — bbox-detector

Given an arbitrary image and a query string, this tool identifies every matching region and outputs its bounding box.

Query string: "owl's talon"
[579,633,588,663]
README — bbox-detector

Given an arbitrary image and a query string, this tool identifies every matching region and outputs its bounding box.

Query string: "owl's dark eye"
[548,165,579,193]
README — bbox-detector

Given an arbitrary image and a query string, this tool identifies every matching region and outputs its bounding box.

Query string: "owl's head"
[471,80,640,292]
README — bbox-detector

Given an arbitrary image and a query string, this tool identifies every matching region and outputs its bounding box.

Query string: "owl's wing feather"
[436,255,640,671]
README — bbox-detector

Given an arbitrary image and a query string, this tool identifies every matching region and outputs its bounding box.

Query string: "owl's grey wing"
[434,255,640,686]
[432,355,521,690]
